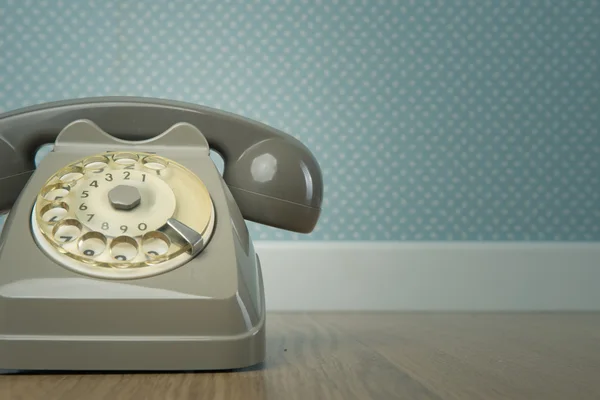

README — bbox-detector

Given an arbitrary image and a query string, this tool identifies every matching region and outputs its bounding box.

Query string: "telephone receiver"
[0,96,323,233]
[0,97,323,371]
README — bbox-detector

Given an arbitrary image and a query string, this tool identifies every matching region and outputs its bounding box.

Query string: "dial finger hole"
[110,236,139,263]
[83,155,109,171]
[142,231,171,258]
[113,152,139,166]
[40,201,70,224]
[142,156,168,171]
[59,166,84,183]
[41,184,70,201]
[52,219,82,244]
[78,231,107,258]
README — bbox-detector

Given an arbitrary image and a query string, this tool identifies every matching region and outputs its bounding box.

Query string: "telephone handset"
[0,97,323,371]
[0,96,323,232]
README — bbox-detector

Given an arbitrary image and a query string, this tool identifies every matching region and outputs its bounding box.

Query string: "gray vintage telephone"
[0,97,323,371]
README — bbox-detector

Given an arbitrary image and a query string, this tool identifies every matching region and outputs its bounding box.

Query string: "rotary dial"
[31,151,215,279]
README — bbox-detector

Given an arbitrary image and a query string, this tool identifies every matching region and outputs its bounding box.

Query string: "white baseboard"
[255,241,600,311]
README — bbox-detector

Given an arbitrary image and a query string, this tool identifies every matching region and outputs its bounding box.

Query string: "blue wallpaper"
[0,0,599,241]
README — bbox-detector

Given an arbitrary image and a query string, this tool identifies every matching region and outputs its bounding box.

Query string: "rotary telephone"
[0,97,323,371]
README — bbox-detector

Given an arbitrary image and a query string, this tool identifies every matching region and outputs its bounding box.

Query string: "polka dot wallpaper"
[0,0,599,241]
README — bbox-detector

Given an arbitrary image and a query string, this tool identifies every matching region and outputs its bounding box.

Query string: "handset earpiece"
[223,137,322,233]
[0,97,323,232]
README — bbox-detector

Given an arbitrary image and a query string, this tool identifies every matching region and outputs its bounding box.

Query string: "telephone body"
[0,97,323,371]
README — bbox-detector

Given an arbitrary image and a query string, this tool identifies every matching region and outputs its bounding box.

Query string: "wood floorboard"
[1,312,599,399]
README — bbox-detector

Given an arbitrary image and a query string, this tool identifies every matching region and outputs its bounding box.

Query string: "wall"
[1,0,599,242]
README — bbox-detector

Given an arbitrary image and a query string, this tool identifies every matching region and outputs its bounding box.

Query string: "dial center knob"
[108,185,142,211]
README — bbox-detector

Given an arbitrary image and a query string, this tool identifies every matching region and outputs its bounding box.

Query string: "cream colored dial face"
[70,169,176,238]
[31,152,215,279]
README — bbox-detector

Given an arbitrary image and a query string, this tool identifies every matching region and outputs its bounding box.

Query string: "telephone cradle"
[0,97,323,371]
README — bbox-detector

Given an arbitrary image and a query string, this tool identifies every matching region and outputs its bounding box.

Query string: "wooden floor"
[1,312,599,399]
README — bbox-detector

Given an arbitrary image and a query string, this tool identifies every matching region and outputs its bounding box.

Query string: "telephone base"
[0,250,267,372]
[0,319,265,372]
